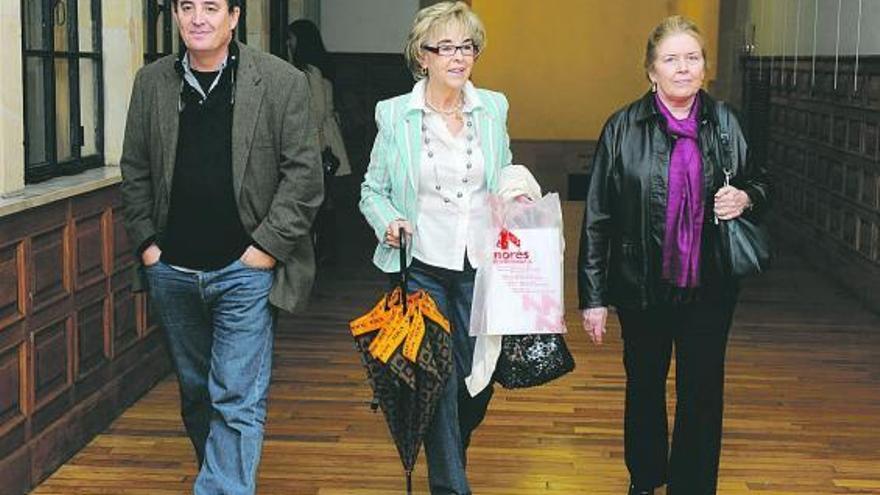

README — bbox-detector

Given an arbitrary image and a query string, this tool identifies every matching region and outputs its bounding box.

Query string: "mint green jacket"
[359,83,513,273]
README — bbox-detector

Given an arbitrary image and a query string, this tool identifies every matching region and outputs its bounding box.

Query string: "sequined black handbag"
[494,333,575,389]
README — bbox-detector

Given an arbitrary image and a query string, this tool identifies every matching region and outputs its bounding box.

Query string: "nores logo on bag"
[494,228,531,263]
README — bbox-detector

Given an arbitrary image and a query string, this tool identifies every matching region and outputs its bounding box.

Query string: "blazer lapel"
[158,68,180,188]
[404,111,422,191]
[231,47,265,197]
[474,108,497,191]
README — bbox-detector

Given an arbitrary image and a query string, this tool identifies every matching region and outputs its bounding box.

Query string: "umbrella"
[349,230,453,494]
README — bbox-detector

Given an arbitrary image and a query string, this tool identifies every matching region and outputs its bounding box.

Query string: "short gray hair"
[403,1,486,81]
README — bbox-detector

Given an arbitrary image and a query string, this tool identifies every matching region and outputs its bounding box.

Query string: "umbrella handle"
[399,226,407,313]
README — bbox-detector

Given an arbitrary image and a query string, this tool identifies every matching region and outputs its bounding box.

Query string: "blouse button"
[443,198,451,204]
[457,192,463,198]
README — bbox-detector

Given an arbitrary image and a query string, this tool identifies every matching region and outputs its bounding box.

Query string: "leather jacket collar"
[634,89,719,126]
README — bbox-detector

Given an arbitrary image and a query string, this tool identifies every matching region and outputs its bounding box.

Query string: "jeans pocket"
[237,257,275,272]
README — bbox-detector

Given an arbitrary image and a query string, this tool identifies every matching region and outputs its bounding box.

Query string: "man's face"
[173,0,240,57]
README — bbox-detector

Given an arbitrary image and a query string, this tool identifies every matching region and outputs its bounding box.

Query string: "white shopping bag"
[470,193,566,336]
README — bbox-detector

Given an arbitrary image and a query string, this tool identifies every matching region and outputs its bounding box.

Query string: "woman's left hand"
[714,186,751,220]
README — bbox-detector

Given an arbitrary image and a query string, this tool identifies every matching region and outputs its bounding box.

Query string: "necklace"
[422,111,476,204]
[425,93,464,122]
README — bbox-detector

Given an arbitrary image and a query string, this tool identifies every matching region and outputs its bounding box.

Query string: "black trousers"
[618,294,737,495]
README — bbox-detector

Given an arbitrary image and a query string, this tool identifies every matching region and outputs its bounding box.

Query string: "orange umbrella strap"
[401,314,426,362]
[368,312,411,363]
[350,294,400,337]
[417,292,450,333]
[386,287,404,308]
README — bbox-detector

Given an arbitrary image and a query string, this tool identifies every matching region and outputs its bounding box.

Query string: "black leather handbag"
[716,108,772,278]
[494,333,575,389]
[720,213,771,277]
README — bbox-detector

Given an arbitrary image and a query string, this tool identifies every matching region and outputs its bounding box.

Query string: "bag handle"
[714,103,733,225]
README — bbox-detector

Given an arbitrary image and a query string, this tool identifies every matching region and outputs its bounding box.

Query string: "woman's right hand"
[581,307,608,345]
[384,219,413,249]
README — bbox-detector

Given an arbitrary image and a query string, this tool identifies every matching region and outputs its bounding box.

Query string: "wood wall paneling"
[139,293,158,336]
[0,184,171,495]
[73,212,106,291]
[111,206,133,275]
[30,226,69,313]
[32,318,70,406]
[0,342,24,442]
[75,297,108,380]
[743,55,880,310]
[331,53,413,178]
[112,283,138,355]
[0,242,24,326]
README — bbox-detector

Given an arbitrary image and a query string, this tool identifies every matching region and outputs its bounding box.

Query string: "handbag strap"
[715,102,733,177]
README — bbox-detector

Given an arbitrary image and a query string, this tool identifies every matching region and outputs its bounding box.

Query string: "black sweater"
[160,65,251,270]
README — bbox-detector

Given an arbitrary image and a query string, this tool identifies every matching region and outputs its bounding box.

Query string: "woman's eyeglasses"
[421,43,479,57]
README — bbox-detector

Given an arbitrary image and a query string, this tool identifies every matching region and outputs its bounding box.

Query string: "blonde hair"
[403,1,486,81]
[644,15,708,78]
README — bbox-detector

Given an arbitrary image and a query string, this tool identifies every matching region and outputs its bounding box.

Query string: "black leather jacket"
[577,91,772,310]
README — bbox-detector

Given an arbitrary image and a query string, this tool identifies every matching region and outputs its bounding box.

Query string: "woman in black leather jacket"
[577,16,771,495]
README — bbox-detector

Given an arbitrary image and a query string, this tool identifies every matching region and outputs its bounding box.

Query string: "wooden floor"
[32,203,880,494]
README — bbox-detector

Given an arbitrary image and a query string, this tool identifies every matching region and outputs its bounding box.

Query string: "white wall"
[245,1,269,51]
[751,0,880,56]
[320,0,418,53]
[102,0,144,167]
[0,0,24,195]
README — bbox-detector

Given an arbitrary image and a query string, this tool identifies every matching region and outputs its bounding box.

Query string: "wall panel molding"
[0,184,170,494]
[744,54,880,311]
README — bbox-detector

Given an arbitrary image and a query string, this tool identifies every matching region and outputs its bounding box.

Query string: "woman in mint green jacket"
[358,3,511,494]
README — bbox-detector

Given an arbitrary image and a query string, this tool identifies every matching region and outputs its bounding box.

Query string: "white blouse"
[412,82,489,271]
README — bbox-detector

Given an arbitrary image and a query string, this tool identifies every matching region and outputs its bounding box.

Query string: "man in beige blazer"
[119,1,322,493]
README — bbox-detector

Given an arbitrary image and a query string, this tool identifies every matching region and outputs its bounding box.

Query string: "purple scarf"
[656,94,704,288]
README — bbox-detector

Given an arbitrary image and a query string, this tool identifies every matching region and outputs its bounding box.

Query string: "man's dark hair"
[171,0,242,10]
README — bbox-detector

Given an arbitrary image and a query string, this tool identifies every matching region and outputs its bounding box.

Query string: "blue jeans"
[146,259,275,495]
[405,259,494,495]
